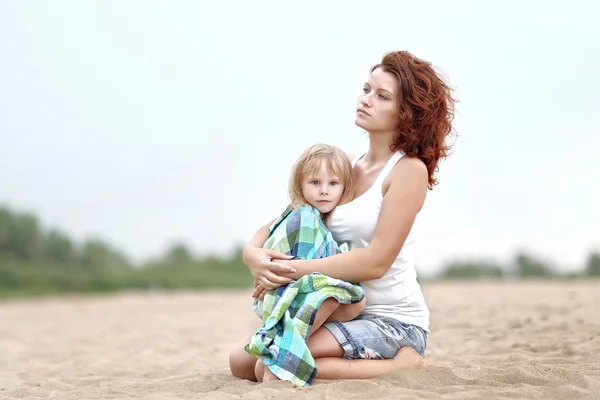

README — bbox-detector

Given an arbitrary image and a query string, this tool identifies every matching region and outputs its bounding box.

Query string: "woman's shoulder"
[396,154,428,173]
[383,155,429,192]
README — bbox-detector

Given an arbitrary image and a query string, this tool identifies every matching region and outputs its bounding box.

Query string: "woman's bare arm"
[280,156,428,283]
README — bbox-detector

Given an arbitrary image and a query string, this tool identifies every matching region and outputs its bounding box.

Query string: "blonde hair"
[288,143,353,216]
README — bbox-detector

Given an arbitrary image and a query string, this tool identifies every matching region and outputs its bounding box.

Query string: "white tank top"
[327,151,430,332]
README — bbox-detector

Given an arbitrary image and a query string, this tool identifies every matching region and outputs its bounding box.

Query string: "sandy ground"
[1,280,599,399]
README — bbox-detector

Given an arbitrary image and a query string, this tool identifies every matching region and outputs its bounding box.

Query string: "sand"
[1,280,599,399]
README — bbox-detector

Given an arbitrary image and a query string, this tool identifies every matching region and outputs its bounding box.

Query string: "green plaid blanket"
[246,205,364,387]
[266,204,345,260]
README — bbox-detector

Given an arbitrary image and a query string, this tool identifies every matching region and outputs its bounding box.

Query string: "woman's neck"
[365,131,395,165]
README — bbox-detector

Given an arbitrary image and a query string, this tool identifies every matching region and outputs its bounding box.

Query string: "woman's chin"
[354,118,369,130]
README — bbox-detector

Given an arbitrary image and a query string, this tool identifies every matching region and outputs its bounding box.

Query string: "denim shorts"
[323,314,428,359]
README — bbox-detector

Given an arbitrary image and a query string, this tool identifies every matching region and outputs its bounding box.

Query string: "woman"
[229,50,456,382]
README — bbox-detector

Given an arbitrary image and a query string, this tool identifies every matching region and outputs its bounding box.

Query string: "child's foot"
[262,366,280,383]
[254,360,265,382]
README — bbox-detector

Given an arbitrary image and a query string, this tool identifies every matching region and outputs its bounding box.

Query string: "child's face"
[301,160,345,215]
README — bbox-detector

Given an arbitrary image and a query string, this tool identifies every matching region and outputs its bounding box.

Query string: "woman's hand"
[243,246,296,290]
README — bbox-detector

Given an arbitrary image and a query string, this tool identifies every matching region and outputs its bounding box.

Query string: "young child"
[250,143,366,383]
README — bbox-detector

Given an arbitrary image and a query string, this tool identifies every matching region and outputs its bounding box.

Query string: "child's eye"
[312,180,319,185]
[330,181,338,186]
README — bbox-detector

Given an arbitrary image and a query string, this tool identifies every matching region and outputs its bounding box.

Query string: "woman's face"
[355,67,399,133]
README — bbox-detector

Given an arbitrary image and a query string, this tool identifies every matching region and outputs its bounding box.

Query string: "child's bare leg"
[308,297,341,337]
[326,297,366,322]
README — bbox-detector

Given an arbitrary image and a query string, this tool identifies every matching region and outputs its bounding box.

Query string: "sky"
[1,1,599,275]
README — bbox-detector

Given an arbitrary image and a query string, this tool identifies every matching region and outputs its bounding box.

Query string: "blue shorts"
[323,314,428,359]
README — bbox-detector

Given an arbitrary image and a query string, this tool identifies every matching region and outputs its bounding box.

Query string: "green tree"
[585,251,600,276]
[0,207,42,260]
[440,260,504,279]
[514,252,552,277]
[79,239,130,270]
[0,207,14,253]
[163,242,194,265]
[42,229,75,265]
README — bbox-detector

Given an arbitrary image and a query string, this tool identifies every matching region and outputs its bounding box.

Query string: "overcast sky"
[1,1,598,275]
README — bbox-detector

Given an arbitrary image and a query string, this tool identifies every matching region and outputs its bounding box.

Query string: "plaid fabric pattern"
[266,204,340,260]
[246,204,364,387]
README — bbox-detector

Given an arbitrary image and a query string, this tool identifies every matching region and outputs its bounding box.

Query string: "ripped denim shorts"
[323,314,428,359]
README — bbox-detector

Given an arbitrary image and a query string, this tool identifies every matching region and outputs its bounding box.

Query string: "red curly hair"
[372,51,457,189]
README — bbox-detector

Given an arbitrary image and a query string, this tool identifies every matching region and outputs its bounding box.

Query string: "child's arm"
[243,216,295,290]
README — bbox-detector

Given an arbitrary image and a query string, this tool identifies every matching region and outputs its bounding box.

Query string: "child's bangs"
[301,157,324,178]
[325,158,346,179]
[301,155,346,180]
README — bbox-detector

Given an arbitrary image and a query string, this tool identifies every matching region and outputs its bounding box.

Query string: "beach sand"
[1,280,599,399]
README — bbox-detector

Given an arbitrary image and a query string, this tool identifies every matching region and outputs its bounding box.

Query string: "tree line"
[438,252,599,280]
[0,204,598,297]
[0,205,252,297]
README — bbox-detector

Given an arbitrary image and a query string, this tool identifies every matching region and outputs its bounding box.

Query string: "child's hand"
[252,282,270,300]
